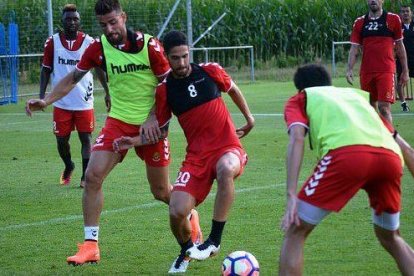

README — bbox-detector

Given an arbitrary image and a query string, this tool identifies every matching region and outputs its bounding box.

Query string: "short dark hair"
[401,5,412,11]
[162,30,188,54]
[95,0,122,16]
[62,4,77,15]
[293,64,331,90]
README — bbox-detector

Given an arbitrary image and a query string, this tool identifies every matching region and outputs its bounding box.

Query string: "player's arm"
[26,68,88,116]
[140,104,162,143]
[39,66,52,99]
[395,40,409,87]
[282,124,306,231]
[46,69,88,104]
[227,82,255,138]
[394,132,414,178]
[95,67,111,112]
[113,124,169,151]
[346,44,360,85]
[380,114,414,177]
[39,36,53,100]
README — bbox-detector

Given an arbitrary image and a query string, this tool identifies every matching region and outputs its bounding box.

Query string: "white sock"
[84,226,99,241]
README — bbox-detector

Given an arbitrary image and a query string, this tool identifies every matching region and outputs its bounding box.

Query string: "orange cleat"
[67,241,100,266]
[60,163,74,186]
[189,209,203,245]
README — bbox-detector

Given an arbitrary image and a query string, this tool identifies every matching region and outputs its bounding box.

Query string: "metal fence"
[0,1,256,103]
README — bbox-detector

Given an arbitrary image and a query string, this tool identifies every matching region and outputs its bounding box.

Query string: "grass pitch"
[0,79,413,275]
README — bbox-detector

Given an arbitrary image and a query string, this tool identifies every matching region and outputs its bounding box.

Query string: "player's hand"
[104,94,111,112]
[25,99,47,117]
[280,194,300,232]
[113,136,136,152]
[346,70,354,85]
[399,70,409,88]
[140,113,161,144]
[236,116,255,138]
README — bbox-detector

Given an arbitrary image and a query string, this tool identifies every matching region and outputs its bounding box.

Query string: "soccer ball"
[221,251,260,276]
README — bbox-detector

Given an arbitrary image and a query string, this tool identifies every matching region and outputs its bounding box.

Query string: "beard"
[369,2,380,13]
[64,25,78,37]
[107,32,124,45]
[174,66,190,78]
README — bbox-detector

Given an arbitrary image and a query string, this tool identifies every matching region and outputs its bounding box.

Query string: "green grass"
[0,79,414,275]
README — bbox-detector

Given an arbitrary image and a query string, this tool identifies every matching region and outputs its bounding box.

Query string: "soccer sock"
[81,158,89,180]
[56,136,73,170]
[208,219,226,246]
[179,239,193,253]
[84,226,99,242]
[63,157,74,171]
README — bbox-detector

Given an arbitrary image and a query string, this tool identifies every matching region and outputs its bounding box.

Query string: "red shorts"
[172,147,247,205]
[92,117,170,166]
[360,72,395,103]
[298,145,402,215]
[53,106,94,137]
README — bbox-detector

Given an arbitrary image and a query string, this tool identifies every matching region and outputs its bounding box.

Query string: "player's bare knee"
[84,168,104,191]
[378,103,391,116]
[152,188,170,204]
[217,160,239,181]
[375,228,400,250]
[287,221,314,238]
[169,203,187,220]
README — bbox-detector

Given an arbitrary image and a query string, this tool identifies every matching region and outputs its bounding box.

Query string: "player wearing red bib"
[113,31,255,273]
[346,0,409,123]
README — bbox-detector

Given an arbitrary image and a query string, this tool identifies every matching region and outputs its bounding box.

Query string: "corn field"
[0,0,412,73]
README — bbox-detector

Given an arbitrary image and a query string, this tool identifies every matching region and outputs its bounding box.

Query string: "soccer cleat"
[186,238,220,260]
[168,253,191,273]
[67,241,100,266]
[189,209,203,245]
[401,102,410,112]
[60,162,75,185]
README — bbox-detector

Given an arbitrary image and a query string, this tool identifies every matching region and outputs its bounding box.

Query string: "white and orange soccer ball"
[221,251,260,276]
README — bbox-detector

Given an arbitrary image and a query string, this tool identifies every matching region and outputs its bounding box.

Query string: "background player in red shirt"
[113,30,255,273]
[39,4,108,188]
[346,0,409,123]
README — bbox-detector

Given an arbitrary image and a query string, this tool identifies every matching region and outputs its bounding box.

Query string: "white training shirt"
[52,33,94,110]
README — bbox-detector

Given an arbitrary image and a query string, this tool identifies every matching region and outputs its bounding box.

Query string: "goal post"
[190,46,255,82]
[331,41,351,78]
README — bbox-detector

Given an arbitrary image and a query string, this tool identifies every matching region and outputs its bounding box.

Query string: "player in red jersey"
[279,64,414,275]
[346,0,409,123]
[113,30,255,273]
[26,0,204,266]
[39,4,108,188]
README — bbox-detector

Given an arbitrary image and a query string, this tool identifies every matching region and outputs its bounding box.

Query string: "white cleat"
[168,255,190,273]
[186,241,220,261]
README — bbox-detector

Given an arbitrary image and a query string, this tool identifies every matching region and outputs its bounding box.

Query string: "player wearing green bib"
[26,0,202,266]
[101,33,158,124]
[279,64,414,275]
